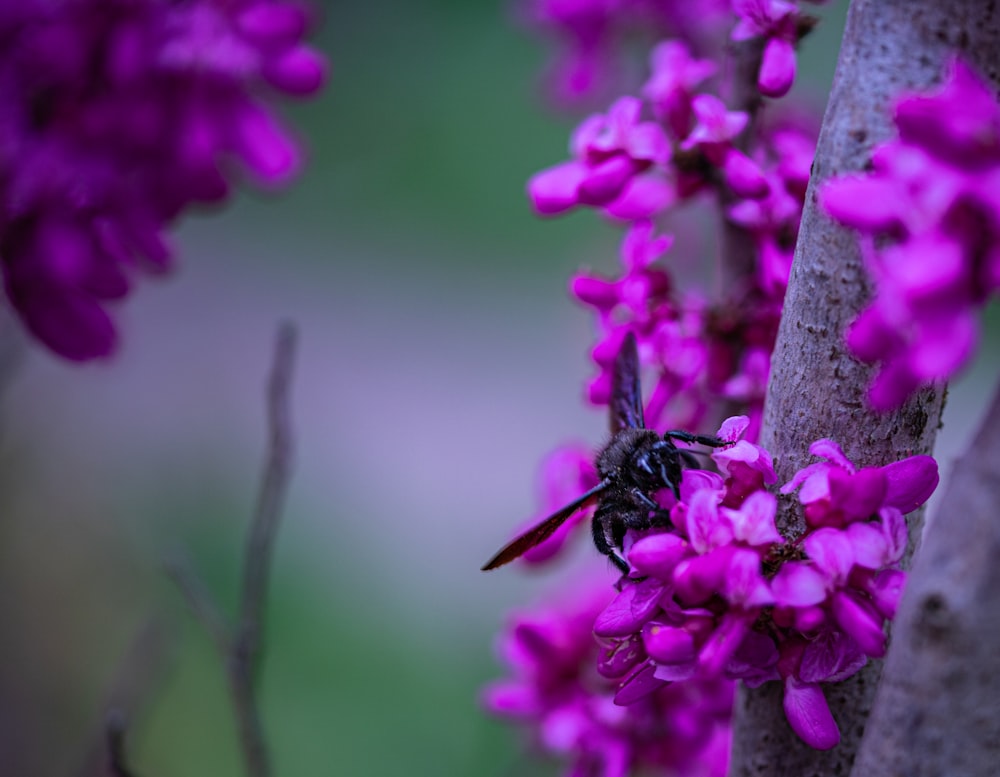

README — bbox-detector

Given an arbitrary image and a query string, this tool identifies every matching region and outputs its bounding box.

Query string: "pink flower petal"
[820,176,903,231]
[724,490,782,547]
[528,161,587,215]
[674,546,735,604]
[717,415,750,441]
[828,466,888,523]
[878,507,908,564]
[597,634,647,679]
[799,630,867,683]
[770,562,828,607]
[698,613,751,676]
[832,591,886,657]
[783,678,841,750]
[605,174,677,220]
[723,148,770,198]
[804,528,855,583]
[881,455,939,512]
[628,533,690,578]
[846,522,888,569]
[613,661,667,705]
[758,37,795,97]
[685,489,730,553]
[809,439,855,471]
[642,622,697,664]
[594,578,665,637]
[578,155,638,206]
[723,548,774,608]
[868,568,906,619]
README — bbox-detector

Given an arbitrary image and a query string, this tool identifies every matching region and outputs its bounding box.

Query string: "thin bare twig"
[230,321,297,777]
[237,320,296,672]
[168,322,298,777]
[163,551,231,657]
[75,617,175,777]
[106,709,139,777]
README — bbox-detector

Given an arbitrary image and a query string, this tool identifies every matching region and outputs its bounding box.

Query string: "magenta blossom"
[731,0,808,98]
[520,0,732,107]
[820,57,1000,409]
[485,581,733,777]
[780,438,939,528]
[680,95,768,198]
[529,96,672,216]
[519,444,601,565]
[586,419,937,750]
[642,39,717,138]
[0,0,326,361]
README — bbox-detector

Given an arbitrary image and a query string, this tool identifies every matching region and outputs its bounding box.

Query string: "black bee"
[481,332,727,573]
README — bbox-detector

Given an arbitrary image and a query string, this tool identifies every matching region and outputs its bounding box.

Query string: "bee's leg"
[592,508,630,574]
[657,464,682,501]
[633,487,674,525]
[678,450,700,470]
[664,430,727,448]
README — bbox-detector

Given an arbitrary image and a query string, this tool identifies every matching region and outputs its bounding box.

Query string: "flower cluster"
[521,0,829,108]
[488,3,958,770]
[0,0,327,360]
[592,416,938,749]
[570,220,782,437]
[730,0,827,98]
[519,0,732,107]
[820,57,1000,410]
[484,582,733,777]
[525,10,819,440]
[528,37,778,221]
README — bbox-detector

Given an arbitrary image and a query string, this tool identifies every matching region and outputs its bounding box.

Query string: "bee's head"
[629,439,681,493]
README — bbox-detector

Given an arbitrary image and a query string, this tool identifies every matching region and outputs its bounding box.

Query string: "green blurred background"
[0,2,995,775]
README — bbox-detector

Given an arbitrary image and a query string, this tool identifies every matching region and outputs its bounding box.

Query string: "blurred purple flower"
[0,0,327,360]
[731,0,807,98]
[520,0,731,108]
[820,57,1000,409]
[529,97,672,215]
[642,39,717,137]
[485,582,733,777]
[518,444,601,565]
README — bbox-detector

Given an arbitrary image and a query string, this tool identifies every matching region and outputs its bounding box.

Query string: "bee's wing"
[481,483,606,571]
[610,331,645,432]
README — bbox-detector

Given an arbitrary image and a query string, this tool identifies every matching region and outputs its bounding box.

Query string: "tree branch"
[168,322,298,777]
[75,617,174,777]
[728,1,1000,774]
[231,321,297,777]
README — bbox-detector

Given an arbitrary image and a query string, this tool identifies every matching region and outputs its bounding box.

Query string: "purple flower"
[520,0,732,108]
[731,0,801,98]
[820,57,1000,409]
[529,97,671,216]
[522,0,625,105]
[642,39,717,138]
[514,444,601,565]
[577,426,938,749]
[712,414,777,503]
[780,438,938,529]
[0,0,327,360]
[485,582,733,777]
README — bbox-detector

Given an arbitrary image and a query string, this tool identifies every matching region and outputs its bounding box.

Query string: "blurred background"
[0,2,996,775]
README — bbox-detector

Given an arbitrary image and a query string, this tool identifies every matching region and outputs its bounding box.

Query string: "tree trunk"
[727,0,1000,774]
[849,378,1000,777]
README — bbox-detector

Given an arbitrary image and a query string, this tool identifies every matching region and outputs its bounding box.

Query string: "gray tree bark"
[849,377,1000,777]
[727,1,1000,775]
